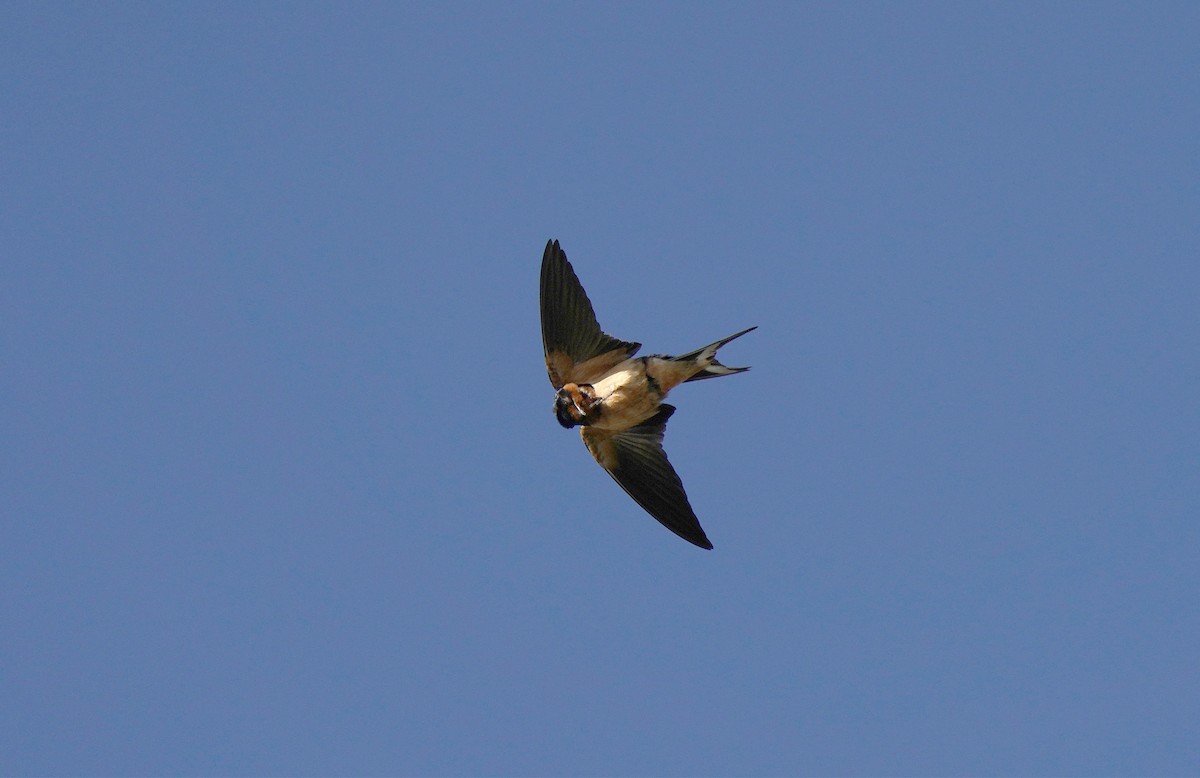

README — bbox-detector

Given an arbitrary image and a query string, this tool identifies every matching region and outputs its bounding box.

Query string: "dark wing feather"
[540,239,640,388]
[582,405,713,550]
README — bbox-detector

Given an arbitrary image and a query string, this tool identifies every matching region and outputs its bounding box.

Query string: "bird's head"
[554,389,589,428]
[555,392,581,428]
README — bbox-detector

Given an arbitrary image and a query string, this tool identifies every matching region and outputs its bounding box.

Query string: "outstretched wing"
[540,239,640,389]
[580,404,713,550]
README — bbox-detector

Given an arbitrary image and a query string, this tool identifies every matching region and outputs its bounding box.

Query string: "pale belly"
[589,360,661,431]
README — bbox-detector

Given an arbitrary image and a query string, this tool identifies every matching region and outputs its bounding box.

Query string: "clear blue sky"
[3,3,1198,775]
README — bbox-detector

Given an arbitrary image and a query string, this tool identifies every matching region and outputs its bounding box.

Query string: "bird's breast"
[588,360,661,431]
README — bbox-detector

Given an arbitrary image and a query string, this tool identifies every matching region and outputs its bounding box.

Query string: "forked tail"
[673,326,757,382]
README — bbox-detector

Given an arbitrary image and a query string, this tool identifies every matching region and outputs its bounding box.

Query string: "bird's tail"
[673,326,757,382]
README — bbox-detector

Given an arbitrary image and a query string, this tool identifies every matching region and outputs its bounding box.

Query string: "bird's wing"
[540,239,640,389]
[580,404,713,550]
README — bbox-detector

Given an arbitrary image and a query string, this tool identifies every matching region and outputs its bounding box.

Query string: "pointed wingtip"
[677,528,714,550]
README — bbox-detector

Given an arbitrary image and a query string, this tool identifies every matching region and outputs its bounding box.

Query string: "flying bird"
[540,239,755,550]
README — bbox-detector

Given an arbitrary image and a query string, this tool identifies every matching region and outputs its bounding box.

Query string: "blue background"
[3,3,1198,775]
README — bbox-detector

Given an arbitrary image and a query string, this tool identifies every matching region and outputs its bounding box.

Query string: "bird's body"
[577,359,663,430]
[540,239,754,550]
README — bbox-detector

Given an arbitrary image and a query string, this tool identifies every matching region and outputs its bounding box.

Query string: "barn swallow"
[540,239,755,550]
